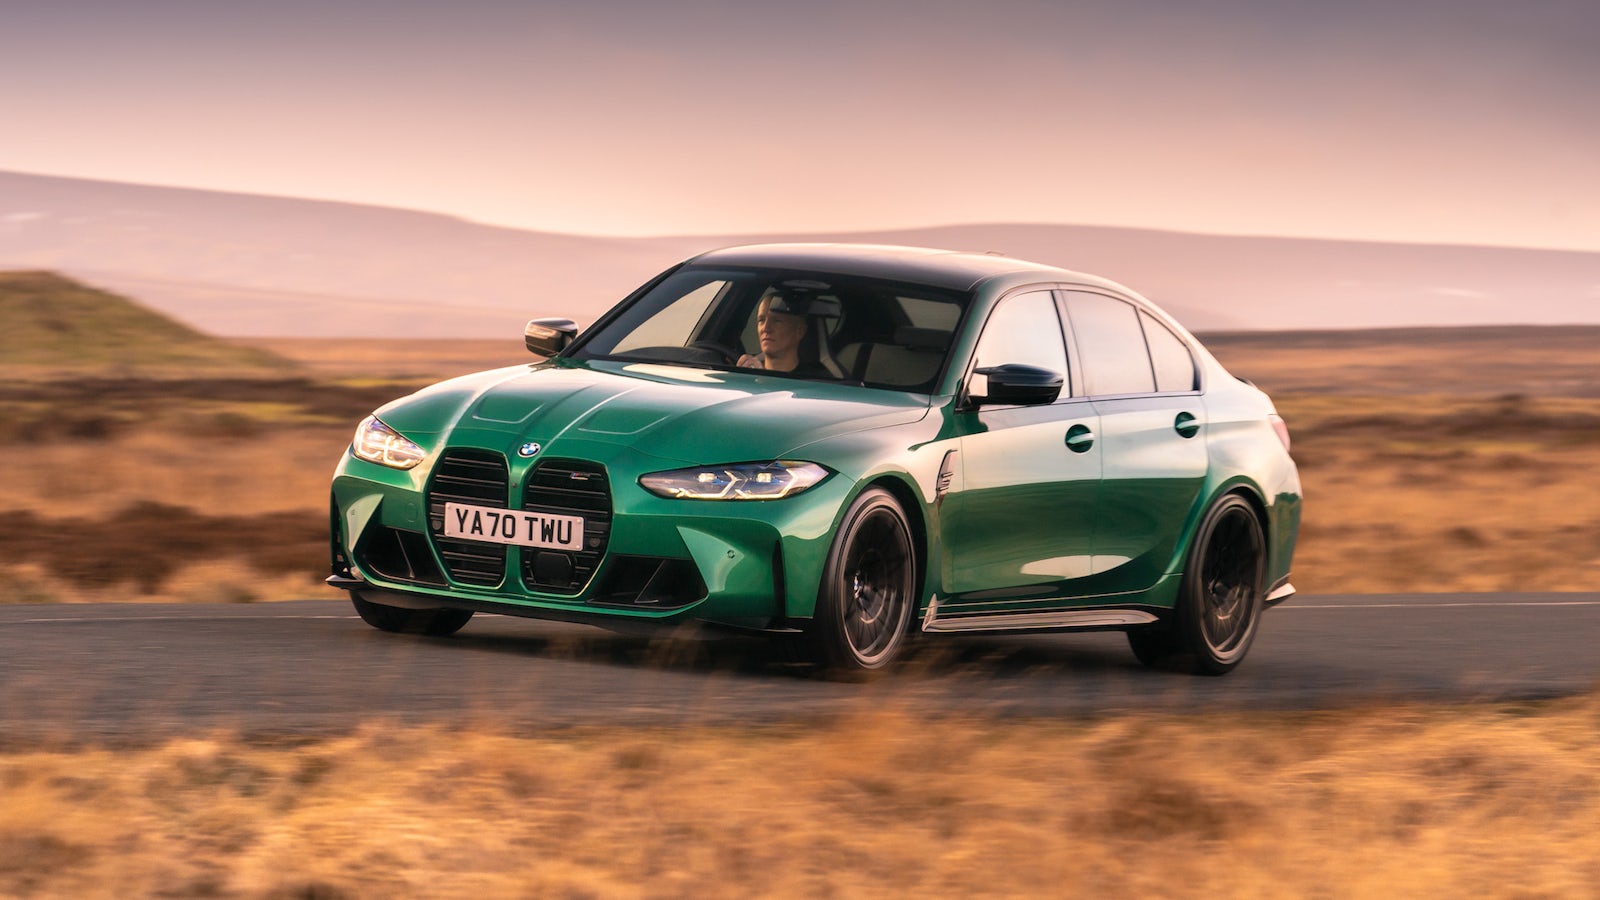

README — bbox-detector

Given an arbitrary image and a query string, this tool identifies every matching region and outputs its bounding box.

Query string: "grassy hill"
[0,270,290,377]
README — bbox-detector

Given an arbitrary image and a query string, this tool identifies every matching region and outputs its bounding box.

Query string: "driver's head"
[755,291,807,364]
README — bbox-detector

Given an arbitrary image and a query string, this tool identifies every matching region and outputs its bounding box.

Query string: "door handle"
[1064,423,1095,453]
[1174,411,1201,439]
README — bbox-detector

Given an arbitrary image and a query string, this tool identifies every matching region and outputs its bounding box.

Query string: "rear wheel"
[351,593,474,637]
[804,488,916,672]
[1129,494,1265,675]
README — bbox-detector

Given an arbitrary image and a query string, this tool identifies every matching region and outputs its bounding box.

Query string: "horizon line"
[5,166,1599,257]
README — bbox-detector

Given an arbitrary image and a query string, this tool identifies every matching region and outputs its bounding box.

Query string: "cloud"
[1428,287,1492,300]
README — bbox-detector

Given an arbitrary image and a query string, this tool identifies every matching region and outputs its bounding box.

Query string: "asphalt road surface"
[2,594,1597,741]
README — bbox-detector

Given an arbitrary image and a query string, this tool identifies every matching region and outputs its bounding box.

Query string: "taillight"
[1268,413,1291,453]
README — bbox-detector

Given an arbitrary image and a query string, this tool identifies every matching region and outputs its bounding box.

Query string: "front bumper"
[330,440,851,631]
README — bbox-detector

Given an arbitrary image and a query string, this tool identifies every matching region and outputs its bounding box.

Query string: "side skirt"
[1265,578,1296,607]
[921,595,1160,634]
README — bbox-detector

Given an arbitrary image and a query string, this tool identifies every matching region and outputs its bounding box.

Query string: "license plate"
[442,502,584,551]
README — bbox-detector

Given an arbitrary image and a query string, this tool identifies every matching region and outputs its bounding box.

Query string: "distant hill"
[3,170,1599,337]
[0,270,290,377]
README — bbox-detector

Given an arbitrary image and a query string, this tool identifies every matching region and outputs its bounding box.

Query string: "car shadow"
[432,618,1149,683]
[440,624,785,678]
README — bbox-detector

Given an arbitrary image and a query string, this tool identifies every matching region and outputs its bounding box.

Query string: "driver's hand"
[737,353,762,368]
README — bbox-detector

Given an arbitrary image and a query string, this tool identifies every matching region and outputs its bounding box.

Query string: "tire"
[803,488,917,672]
[1129,494,1265,675]
[351,593,474,637]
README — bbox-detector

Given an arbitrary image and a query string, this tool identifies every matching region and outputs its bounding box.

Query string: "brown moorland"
[4,316,1599,897]
[1204,326,1600,593]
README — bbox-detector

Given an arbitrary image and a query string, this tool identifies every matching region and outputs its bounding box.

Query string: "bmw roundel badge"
[518,442,542,458]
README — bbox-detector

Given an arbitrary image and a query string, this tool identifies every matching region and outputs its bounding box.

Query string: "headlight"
[639,461,829,500]
[351,415,427,470]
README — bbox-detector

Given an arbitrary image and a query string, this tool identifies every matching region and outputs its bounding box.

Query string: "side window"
[1065,292,1155,396]
[1141,311,1197,392]
[971,289,1069,383]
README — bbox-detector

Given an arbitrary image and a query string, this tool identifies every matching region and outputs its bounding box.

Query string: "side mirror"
[525,318,578,357]
[968,363,1063,406]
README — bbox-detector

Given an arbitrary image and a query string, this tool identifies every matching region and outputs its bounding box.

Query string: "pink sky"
[2,0,1596,250]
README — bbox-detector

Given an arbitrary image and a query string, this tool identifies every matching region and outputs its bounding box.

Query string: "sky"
[2,0,1598,250]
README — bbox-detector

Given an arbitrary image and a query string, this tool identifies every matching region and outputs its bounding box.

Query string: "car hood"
[374,360,932,464]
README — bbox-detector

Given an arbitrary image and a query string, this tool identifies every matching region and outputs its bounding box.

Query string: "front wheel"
[351,593,474,637]
[803,488,917,672]
[1129,494,1265,675]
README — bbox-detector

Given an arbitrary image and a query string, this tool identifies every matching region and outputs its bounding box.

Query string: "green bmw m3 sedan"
[329,244,1301,674]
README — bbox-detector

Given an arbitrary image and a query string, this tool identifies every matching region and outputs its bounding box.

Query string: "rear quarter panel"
[1199,375,1303,587]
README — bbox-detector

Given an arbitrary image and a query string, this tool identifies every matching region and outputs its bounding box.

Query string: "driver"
[738,291,826,376]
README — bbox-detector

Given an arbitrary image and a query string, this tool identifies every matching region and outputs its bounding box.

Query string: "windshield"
[571,266,971,392]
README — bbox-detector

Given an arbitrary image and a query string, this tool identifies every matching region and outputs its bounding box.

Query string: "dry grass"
[5,425,350,518]
[1279,394,1600,593]
[1204,327,1600,594]
[2,698,1598,897]
[0,559,325,606]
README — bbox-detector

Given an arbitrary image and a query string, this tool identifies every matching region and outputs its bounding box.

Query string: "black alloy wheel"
[808,488,916,671]
[1128,493,1265,675]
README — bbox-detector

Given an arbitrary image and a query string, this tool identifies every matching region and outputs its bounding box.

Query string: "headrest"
[894,326,952,351]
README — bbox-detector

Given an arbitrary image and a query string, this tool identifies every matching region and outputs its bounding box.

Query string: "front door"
[938,289,1102,614]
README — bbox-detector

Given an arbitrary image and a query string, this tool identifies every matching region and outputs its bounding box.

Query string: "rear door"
[1062,291,1208,594]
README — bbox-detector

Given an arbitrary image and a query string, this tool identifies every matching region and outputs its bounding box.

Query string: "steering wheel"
[687,341,740,365]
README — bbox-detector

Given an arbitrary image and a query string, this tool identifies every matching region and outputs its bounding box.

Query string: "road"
[2,594,1597,741]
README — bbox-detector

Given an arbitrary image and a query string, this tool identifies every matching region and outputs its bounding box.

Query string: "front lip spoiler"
[326,572,802,634]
